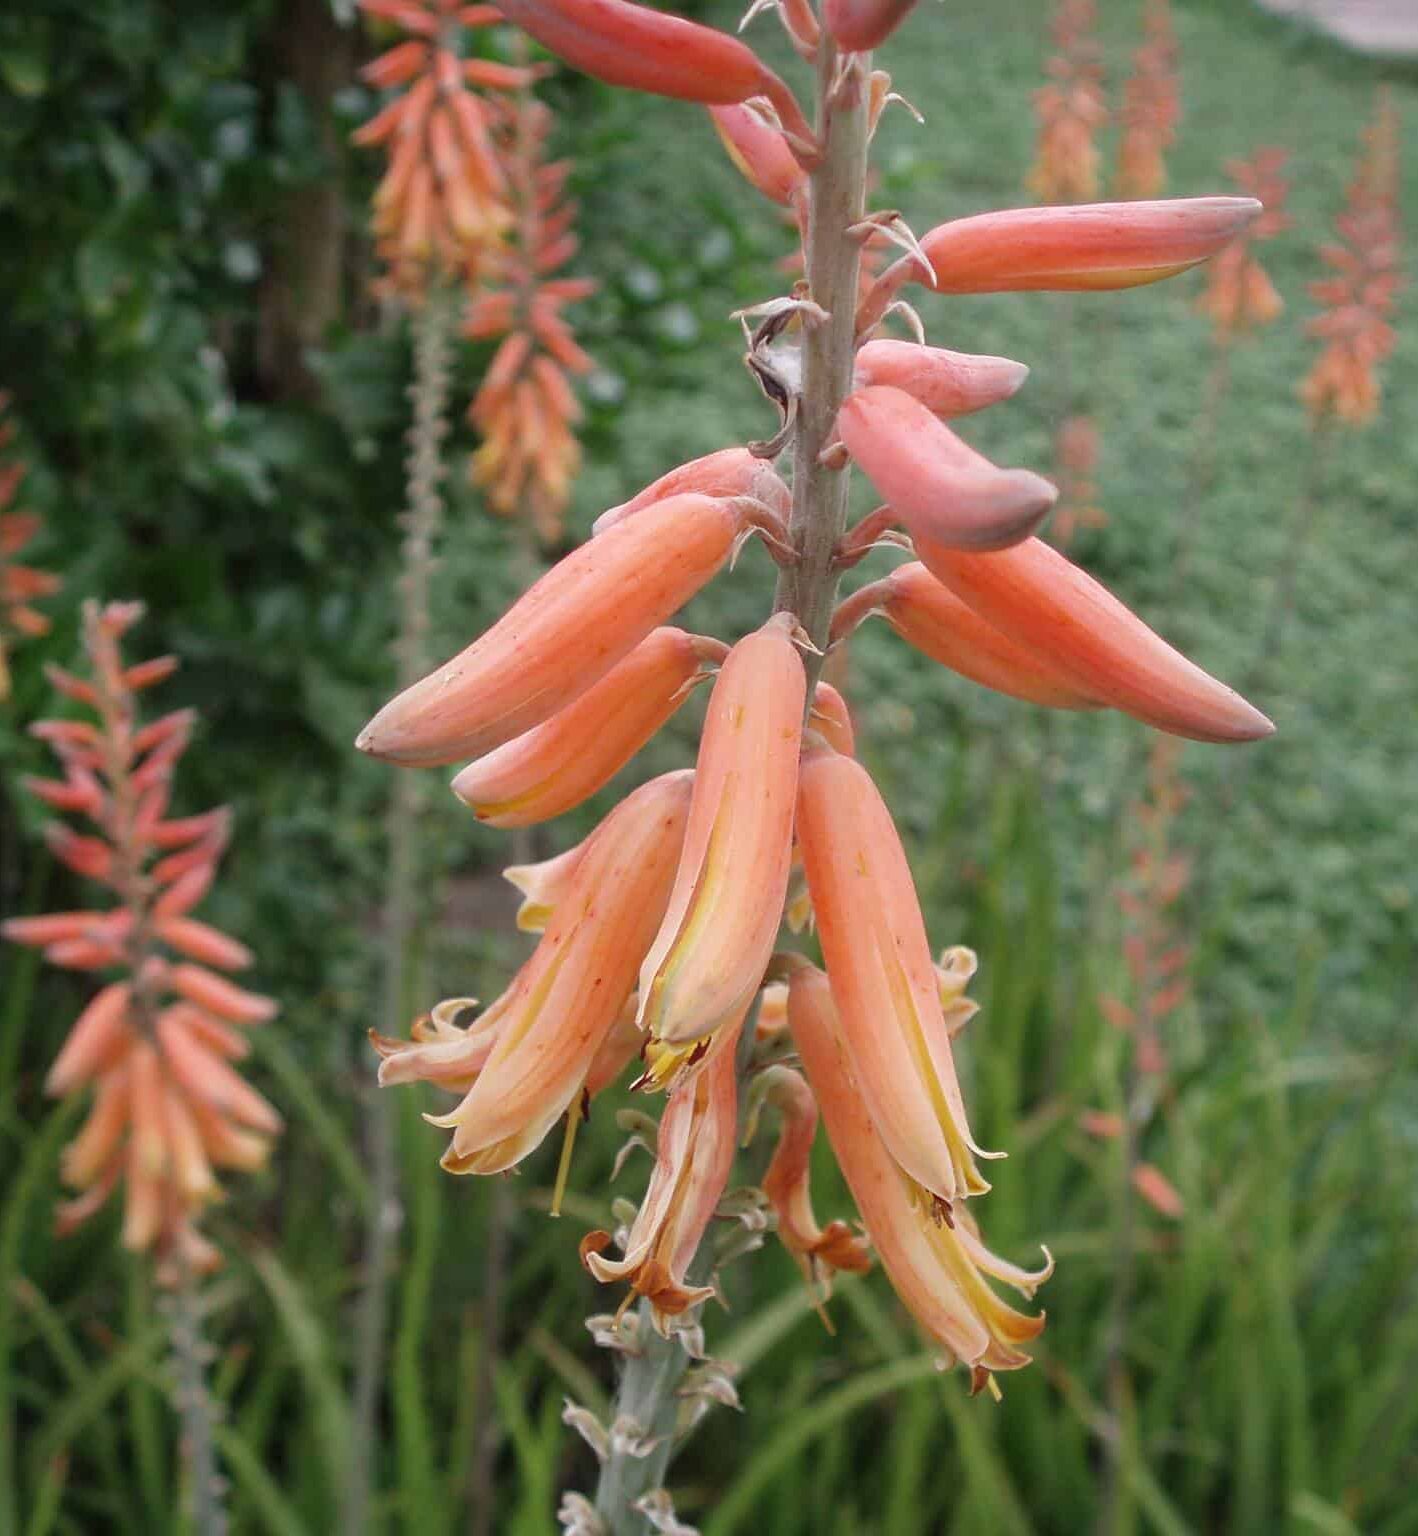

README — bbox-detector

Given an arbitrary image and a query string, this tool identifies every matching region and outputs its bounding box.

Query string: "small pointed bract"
[358,494,770,765]
[789,964,1051,1385]
[838,387,1056,552]
[450,628,725,826]
[795,741,995,1207]
[638,613,805,1080]
[853,340,1030,420]
[914,536,1274,743]
[427,771,693,1175]
[831,562,1102,710]
[581,1022,741,1329]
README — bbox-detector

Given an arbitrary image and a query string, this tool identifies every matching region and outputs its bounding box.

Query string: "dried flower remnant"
[3,602,279,1282]
[1301,92,1402,426]
[0,393,60,700]
[1114,0,1180,201]
[353,0,529,293]
[1029,0,1107,204]
[1197,148,1290,340]
[467,90,597,544]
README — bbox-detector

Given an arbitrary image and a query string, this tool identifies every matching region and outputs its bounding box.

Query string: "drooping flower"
[789,963,1051,1392]
[353,0,527,293]
[1301,91,1402,427]
[1029,0,1107,205]
[851,339,1030,421]
[1114,0,1181,201]
[466,90,597,544]
[3,602,278,1282]
[581,1022,741,1328]
[637,613,805,1083]
[1197,148,1290,341]
[795,740,996,1210]
[0,393,60,700]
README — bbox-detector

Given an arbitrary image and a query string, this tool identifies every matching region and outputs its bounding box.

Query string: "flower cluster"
[1197,148,1290,341]
[1029,0,1107,204]
[353,0,537,293]
[359,0,1272,1393]
[3,602,279,1284]
[1114,0,1180,201]
[1301,90,1403,426]
[0,392,60,700]
[1049,413,1106,548]
[466,90,597,543]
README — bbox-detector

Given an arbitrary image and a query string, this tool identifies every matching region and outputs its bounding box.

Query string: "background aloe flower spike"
[358,2,1280,1515]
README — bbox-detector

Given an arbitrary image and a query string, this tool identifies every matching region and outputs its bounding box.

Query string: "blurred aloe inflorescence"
[0,392,60,701]
[356,0,1274,1527]
[3,601,279,1283]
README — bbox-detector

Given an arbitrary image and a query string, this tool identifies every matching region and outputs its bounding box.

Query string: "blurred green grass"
[2,0,1416,1531]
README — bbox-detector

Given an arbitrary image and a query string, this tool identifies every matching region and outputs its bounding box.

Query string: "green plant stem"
[168,1258,227,1536]
[591,43,870,1536]
[345,280,456,1536]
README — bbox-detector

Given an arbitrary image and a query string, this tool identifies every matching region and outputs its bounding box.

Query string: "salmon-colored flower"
[594,447,791,535]
[837,386,1057,553]
[357,492,783,765]
[353,0,526,292]
[710,103,807,210]
[823,0,920,52]
[789,964,1050,1390]
[1197,149,1290,341]
[752,1064,872,1291]
[908,536,1272,744]
[3,601,278,1281]
[795,741,996,1209]
[1029,0,1107,205]
[0,393,60,699]
[502,838,587,932]
[581,1022,740,1328]
[830,561,1101,710]
[809,680,856,755]
[1301,92,1402,426]
[638,614,804,1082]
[450,627,725,826]
[408,771,692,1174]
[495,0,816,154]
[1114,0,1180,202]
[852,340,1029,421]
[466,91,597,543]
[1049,413,1107,547]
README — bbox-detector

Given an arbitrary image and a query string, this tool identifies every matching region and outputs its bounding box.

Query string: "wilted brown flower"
[2,601,279,1283]
[1029,0,1108,204]
[1301,90,1402,426]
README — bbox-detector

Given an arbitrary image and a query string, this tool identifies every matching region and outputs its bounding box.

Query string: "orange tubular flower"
[909,537,1272,744]
[1301,92,1402,427]
[823,0,920,52]
[1197,148,1290,341]
[1029,0,1107,205]
[852,340,1029,420]
[753,1064,872,1292]
[450,627,726,826]
[495,0,816,156]
[1115,0,1180,202]
[638,613,805,1081]
[502,837,588,931]
[467,92,597,544]
[710,104,808,211]
[796,741,996,1210]
[789,964,1051,1390]
[581,1022,741,1328]
[831,561,1101,710]
[2,602,278,1282]
[0,394,60,699]
[837,386,1057,553]
[414,771,693,1174]
[594,447,791,535]
[356,492,783,765]
[353,0,524,292]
